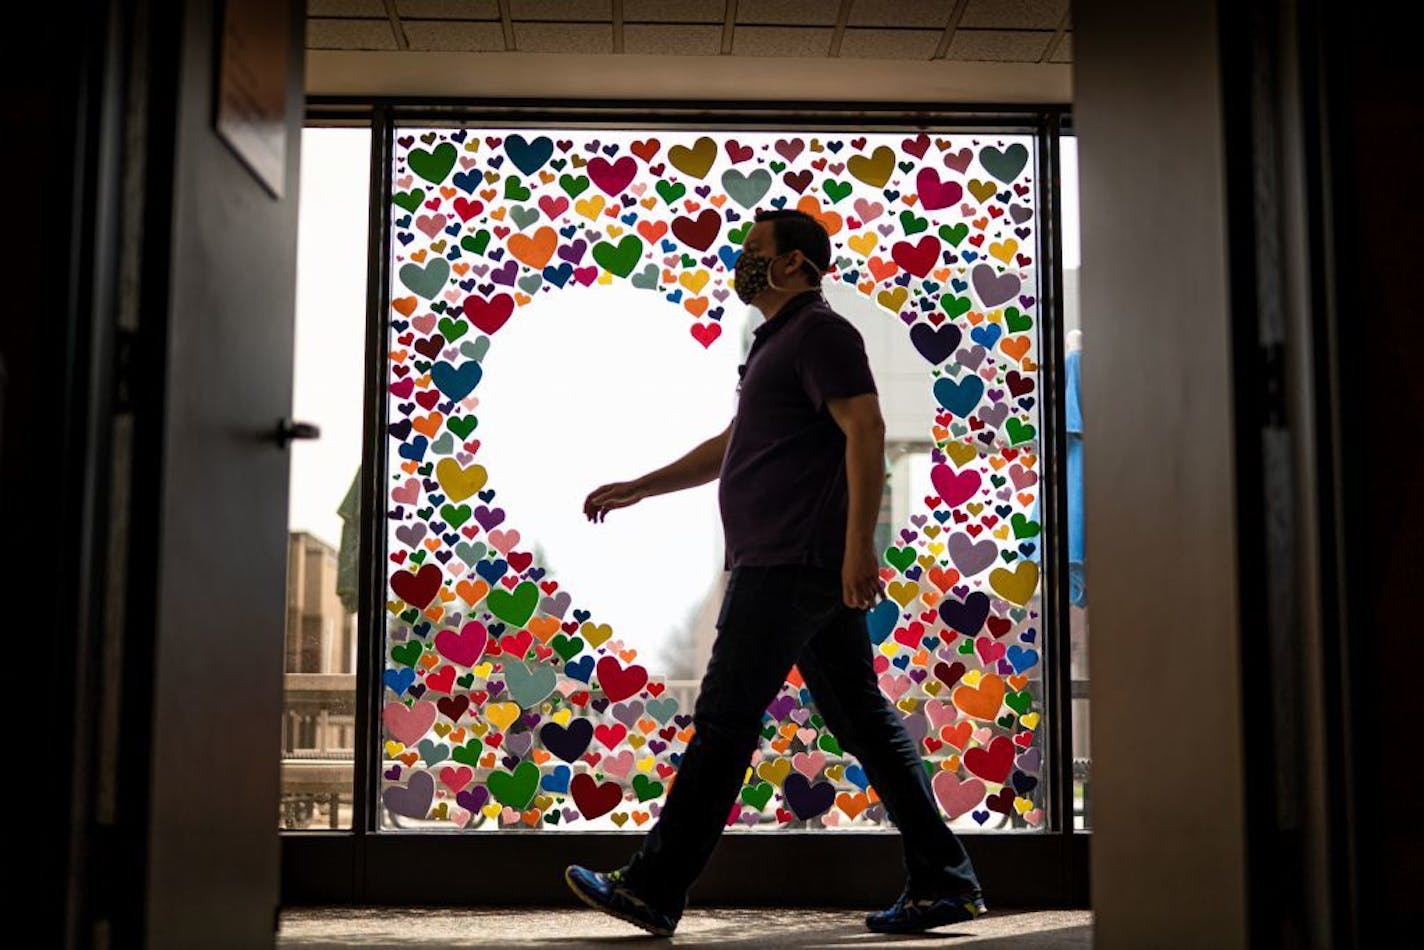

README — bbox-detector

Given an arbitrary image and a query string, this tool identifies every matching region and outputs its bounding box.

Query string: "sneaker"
[564,863,683,937]
[864,886,989,933]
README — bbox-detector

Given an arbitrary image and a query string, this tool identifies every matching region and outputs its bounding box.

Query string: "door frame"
[283,98,1088,909]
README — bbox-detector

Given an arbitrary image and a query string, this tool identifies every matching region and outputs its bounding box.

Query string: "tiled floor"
[278,906,1093,948]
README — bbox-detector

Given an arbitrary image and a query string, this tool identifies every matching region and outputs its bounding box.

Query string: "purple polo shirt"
[718,289,879,571]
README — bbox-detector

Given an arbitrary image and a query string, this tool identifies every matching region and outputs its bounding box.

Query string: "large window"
[279,127,372,829]
[377,126,1050,833]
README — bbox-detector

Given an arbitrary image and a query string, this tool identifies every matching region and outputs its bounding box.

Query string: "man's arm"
[634,418,734,499]
[828,393,888,608]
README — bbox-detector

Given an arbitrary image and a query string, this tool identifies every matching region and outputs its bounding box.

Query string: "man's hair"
[754,208,832,286]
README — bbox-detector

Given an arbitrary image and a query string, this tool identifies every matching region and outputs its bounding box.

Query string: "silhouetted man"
[566,209,987,936]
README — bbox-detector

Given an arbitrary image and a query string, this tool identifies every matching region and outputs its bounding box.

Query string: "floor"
[277,906,1093,948]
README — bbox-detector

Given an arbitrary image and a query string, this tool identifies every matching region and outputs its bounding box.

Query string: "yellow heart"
[887,580,920,607]
[474,662,493,679]
[552,707,572,726]
[962,670,983,687]
[384,740,405,758]
[582,621,613,648]
[757,758,791,786]
[637,755,656,773]
[876,286,908,312]
[679,269,710,293]
[575,195,605,219]
[848,232,878,257]
[989,560,1039,606]
[1020,712,1040,729]
[989,239,1018,264]
[485,701,520,731]
[481,802,502,819]
[1014,796,1034,815]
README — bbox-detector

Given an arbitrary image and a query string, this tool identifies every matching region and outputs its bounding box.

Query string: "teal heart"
[431,360,482,401]
[461,337,490,361]
[517,272,543,294]
[980,143,1029,184]
[399,258,450,300]
[454,541,486,564]
[430,432,454,455]
[629,264,660,290]
[721,168,772,208]
[645,697,679,723]
[503,657,556,707]
[510,205,540,230]
[417,738,450,765]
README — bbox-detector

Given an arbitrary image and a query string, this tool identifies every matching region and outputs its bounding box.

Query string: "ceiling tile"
[404,18,506,50]
[737,1,839,26]
[307,17,399,49]
[839,27,941,59]
[847,0,953,29]
[959,0,1068,30]
[308,0,385,15]
[1049,30,1072,62]
[624,23,723,54]
[512,21,615,52]
[395,0,500,19]
[624,0,725,22]
[945,28,1052,61]
[732,25,833,56]
[511,0,612,21]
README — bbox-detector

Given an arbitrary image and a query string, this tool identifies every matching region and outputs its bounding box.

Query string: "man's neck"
[756,286,816,322]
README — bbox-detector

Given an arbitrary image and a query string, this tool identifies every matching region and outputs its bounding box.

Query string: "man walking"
[566,209,987,936]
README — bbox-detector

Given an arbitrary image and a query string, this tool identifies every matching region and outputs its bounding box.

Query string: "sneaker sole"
[563,865,676,937]
[865,897,989,933]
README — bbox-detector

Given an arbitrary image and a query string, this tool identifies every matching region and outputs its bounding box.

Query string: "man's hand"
[842,543,887,610]
[584,480,647,522]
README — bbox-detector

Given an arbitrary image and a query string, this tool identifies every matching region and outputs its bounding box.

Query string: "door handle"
[274,418,321,448]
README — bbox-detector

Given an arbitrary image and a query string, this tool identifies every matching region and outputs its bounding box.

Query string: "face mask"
[732,250,780,304]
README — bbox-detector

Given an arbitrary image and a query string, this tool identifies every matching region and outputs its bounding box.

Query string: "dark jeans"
[621,563,981,911]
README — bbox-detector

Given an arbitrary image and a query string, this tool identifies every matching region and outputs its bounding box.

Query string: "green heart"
[440,503,472,528]
[461,231,491,256]
[487,760,539,809]
[486,581,539,628]
[1006,418,1036,445]
[437,317,468,340]
[408,142,457,184]
[886,546,916,573]
[817,734,842,755]
[591,235,644,278]
[655,180,686,204]
[1005,689,1033,715]
[997,713,1017,729]
[447,415,478,439]
[1005,306,1033,332]
[899,210,929,235]
[728,222,751,245]
[823,179,852,204]
[551,634,585,661]
[391,640,424,668]
[941,294,972,319]
[632,774,664,802]
[451,738,484,766]
[559,174,590,198]
[939,223,970,246]
[393,188,426,213]
[958,638,975,655]
[741,781,774,810]
[503,176,532,201]
[1011,514,1040,539]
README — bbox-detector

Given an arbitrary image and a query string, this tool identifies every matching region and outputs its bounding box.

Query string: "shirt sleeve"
[795,320,878,413]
